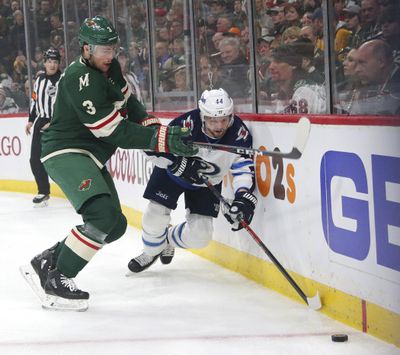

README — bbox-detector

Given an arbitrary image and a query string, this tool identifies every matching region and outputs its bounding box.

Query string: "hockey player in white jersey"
[128,88,257,272]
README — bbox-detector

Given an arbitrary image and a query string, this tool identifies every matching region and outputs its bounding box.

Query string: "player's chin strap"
[200,175,322,310]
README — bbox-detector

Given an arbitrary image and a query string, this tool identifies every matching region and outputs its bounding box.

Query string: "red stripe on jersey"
[90,110,119,130]
[71,229,101,250]
[122,86,129,95]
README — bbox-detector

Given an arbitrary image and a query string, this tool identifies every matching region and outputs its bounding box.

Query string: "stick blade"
[307,291,322,310]
[294,117,311,154]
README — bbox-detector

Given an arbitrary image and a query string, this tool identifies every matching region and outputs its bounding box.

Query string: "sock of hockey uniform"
[56,195,127,277]
[168,214,213,249]
[141,201,171,256]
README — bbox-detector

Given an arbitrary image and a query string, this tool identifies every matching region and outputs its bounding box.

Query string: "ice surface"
[0,192,398,355]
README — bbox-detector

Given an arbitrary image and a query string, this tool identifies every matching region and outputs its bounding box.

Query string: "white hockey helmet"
[198,88,234,125]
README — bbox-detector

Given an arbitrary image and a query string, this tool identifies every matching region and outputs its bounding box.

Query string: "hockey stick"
[203,178,321,310]
[192,116,311,159]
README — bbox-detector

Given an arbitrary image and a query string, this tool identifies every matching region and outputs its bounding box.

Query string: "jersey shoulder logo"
[79,73,90,91]
[236,125,249,142]
[78,179,92,191]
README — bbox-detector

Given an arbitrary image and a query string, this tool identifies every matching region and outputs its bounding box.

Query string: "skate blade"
[42,295,88,312]
[125,270,137,277]
[33,201,49,208]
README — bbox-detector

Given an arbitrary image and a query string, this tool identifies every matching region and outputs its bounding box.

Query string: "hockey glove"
[224,190,257,231]
[140,116,161,128]
[168,156,210,185]
[150,126,198,156]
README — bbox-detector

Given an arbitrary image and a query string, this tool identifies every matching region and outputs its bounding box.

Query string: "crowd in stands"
[1,0,399,114]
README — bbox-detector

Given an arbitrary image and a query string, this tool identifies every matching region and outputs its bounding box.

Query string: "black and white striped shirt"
[28,71,61,123]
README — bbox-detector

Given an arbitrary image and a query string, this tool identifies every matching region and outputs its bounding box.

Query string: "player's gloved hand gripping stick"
[201,175,322,310]
[150,126,198,156]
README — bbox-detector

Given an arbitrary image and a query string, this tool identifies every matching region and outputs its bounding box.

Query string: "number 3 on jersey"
[83,100,96,115]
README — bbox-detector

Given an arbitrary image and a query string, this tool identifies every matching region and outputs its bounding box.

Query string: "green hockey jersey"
[41,56,155,168]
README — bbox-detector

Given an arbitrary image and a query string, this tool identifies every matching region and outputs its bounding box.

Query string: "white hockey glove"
[168,156,210,185]
[223,190,257,231]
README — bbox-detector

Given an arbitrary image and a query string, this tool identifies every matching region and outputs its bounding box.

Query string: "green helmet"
[78,16,119,47]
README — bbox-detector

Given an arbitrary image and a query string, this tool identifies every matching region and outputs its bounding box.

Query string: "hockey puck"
[331,334,348,342]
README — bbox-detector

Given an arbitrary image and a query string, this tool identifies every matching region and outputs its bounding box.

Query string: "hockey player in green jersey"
[27,15,197,309]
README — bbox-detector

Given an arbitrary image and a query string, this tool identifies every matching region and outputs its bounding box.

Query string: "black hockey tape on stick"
[202,176,321,310]
[192,117,311,159]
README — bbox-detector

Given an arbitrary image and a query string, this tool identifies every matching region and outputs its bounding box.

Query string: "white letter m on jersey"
[79,73,89,91]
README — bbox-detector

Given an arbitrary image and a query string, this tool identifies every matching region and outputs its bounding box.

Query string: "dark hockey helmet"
[44,47,61,61]
[78,16,119,47]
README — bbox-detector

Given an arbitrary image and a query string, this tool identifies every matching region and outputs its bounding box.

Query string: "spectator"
[282,26,301,44]
[302,0,322,14]
[311,7,324,51]
[216,13,234,33]
[9,9,25,56]
[171,38,186,69]
[209,0,228,18]
[232,0,247,29]
[128,41,145,84]
[293,37,324,84]
[267,5,286,48]
[343,4,362,49]
[157,26,170,42]
[117,48,144,104]
[211,31,224,55]
[173,67,188,91]
[31,46,45,75]
[130,13,146,44]
[155,40,174,91]
[198,54,218,91]
[9,81,28,110]
[12,55,27,86]
[0,85,19,113]
[215,36,249,98]
[378,5,400,63]
[256,36,273,83]
[49,13,64,49]
[34,0,53,49]
[283,2,303,29]
[301,11,314,27]
[170,20,184,41]
[335,47,360,113]
[334,0,347,26]
[261,44,326,114]
[254,0,273,38]
[358,0,381,43]
[351,39,400,114]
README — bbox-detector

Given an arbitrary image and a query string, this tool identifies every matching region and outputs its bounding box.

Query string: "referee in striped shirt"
[25,48,61,206]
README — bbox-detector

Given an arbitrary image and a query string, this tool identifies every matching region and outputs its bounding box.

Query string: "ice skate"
[127,252,160,274]
[30,242,59,288]
[32,194,49,207]
[20,264,89,311]
[45,269,89,300]
[160,242,175,265]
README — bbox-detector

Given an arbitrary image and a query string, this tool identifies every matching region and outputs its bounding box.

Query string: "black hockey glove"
[168,156,210,185]
[224,190,257,231]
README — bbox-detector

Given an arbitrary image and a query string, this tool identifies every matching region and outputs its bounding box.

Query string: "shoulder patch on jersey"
[78,179,92,191]
[183,115,194,131]
[236,125,249,141]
